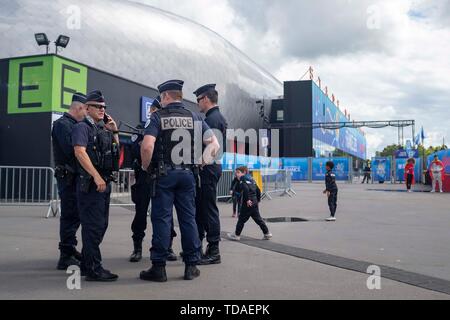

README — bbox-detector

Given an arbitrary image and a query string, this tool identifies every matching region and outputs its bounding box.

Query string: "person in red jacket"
[404,158,415,193]
[429,155,445,193]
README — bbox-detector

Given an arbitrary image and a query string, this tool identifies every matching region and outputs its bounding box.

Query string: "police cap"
[151,96,161,109]
[158,80,184,94]
[72,92,87,104]
[86,90,106,104]
[193,84,216,97]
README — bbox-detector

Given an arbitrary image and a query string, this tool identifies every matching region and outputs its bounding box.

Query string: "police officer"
[72,90,120,282]
[52,93,87,270]
[129,96,178,263]
[193,84,228,265]
[140,80,220,282]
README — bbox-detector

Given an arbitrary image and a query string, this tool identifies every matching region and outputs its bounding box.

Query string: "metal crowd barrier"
[216,169,296,201]
[110,169,136,207]
[260,169,296,200]
[0,167,295,219]
[0,166,59,218]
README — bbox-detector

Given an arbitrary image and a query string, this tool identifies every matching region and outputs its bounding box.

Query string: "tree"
[375,144,401,157]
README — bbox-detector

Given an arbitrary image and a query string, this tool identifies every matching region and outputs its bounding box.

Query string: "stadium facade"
[0,0,367,169]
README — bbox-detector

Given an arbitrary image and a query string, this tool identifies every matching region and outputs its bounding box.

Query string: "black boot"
[140,265,167,282]
[198,243,221,265]
[167,248,178,262]
[57,252,80,270]
[73,249,83,262]
[129,241,143,263]
[85,268,119,282]
[184,265,200,280]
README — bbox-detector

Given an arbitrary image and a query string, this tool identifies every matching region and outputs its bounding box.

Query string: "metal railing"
[216,169,296,201]
[0,166,296,219]
[260,169,296,199]
[110,169,135,207]
[0,166,59,218]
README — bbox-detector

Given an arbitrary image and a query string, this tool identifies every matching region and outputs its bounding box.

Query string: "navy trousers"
[150,170,201,266]
[57,179,80,255]
[77,180,111,273]
[196,166,222,244]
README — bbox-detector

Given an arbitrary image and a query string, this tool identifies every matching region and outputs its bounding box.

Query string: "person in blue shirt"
[139,80,219,282]
[193,83,228,265]
[72,90,120,282]
[129,96,178,263]
[52,92,87,270]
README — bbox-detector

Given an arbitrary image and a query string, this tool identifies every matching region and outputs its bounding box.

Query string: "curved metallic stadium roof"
[0,0,283,129]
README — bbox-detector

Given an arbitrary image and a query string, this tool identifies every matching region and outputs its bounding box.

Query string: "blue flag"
[414,133,421,146]
[421,127,425,142]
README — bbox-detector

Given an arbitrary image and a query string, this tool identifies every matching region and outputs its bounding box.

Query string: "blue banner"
[395,158,422,182]
[371,157,391,182]
[140,96,154,123]
[427,150,450,174]
[311,83,366,159]
[395,149,419,159]
[283,158,309,181]
[312,157,349,181]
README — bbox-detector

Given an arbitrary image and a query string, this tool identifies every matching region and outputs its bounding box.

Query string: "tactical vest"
[83,118,119,175]
[52,114,77,170]
[153,107,196,167]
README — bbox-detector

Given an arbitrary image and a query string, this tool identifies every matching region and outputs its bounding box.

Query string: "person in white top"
[429,155,444,193]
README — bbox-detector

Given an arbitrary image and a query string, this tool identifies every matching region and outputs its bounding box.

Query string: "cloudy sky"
[132,0,450,157]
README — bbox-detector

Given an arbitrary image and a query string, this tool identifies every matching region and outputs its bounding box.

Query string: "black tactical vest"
[52,113,77,170]
[154,107,196,167]
[83,118,119,174]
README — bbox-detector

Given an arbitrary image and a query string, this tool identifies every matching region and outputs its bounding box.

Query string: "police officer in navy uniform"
[129,96,178,263]
[52,93,87,270]
[193,84,228,265]
[140,80,220,282]
[72,90,120,282]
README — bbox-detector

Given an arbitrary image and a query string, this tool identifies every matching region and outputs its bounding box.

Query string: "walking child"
[227,166,272,241]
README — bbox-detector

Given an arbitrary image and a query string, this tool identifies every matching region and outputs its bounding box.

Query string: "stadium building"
[0,0,366,170]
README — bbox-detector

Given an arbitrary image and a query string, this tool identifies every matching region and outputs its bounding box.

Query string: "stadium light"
[55,35,70,54]
[34,33,50,54]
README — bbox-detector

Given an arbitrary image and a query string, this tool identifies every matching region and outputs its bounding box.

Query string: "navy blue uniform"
[325,170,338,217]
[234,175,268,236]
[144,102,211,266]
[72,118,116,274]
[52,113,80,255]
[196,106,228,244]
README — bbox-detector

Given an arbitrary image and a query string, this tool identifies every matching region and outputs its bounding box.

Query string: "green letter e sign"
[7,55,87,114]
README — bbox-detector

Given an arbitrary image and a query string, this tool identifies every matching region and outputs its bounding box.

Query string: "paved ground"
[0,182,449,300]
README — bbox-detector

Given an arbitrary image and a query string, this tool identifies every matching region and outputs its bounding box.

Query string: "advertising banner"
[312,157,349,181]
[283,158,309,181]
[395,158,422,182]
[371,157,392,182]
[311,82,366,159]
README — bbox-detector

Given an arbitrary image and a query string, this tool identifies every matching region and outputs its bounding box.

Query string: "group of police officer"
[52,80,227,282]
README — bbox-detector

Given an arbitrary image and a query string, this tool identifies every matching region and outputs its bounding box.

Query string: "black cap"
[151,96,161,109]
[193,84,216,97]
[158,80,184,94]
[72,92,87,104]
[86,90,106,104]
